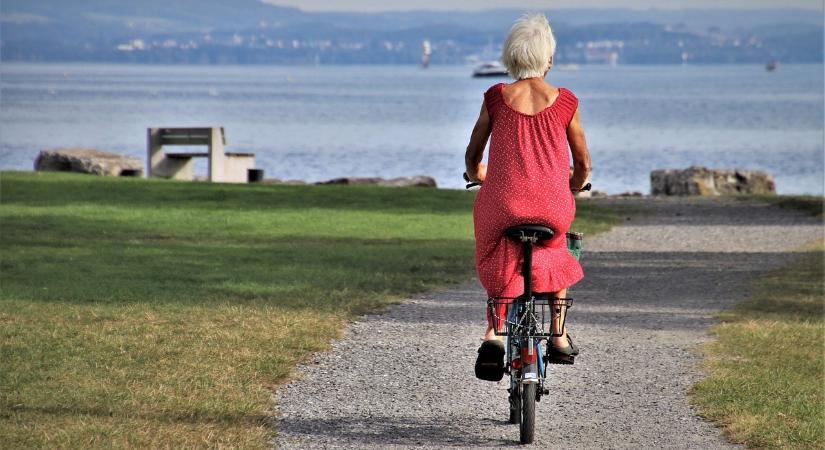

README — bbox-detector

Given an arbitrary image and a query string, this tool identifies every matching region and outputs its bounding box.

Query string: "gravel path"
[274,197,822,449]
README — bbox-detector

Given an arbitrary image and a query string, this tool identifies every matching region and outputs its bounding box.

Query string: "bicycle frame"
[495,230,575,443]
[506,234,546,391]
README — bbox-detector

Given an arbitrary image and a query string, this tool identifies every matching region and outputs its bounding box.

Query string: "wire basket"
[487,296,573,337]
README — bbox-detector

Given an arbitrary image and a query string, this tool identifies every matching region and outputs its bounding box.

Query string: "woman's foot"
[549,326,578,352]
[546,329,579,364]
[475,339,506,381]
[550,334,569,350]
[483,325,501,342]
[545,336,576,365]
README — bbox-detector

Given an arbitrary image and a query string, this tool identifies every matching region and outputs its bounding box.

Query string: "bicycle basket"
[487,296,573,337]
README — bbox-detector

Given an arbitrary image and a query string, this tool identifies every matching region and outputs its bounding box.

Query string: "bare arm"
[566,107,591,191]
[464,102,492,182]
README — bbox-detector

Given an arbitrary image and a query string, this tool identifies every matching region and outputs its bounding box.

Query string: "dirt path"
[274,198,822,449]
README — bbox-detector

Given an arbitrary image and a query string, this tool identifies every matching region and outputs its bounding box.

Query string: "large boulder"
[316,176,437,188]
[34,148,143,177]
[650,166,775,196]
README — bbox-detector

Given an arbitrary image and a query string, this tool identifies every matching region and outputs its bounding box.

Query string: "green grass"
[0,171,621,449]
[692,240,825,449]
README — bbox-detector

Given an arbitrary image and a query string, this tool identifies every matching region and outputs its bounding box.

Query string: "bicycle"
[465,174,589,445]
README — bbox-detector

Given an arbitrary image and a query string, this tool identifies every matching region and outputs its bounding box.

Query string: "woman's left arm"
[464,103,492,182]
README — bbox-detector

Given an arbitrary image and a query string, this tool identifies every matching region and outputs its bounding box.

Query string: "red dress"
[474,83,584,303]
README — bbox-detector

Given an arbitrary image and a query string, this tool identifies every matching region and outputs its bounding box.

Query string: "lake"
[1,63,822,194]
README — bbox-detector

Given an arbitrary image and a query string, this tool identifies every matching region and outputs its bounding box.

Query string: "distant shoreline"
[2,61,825,68]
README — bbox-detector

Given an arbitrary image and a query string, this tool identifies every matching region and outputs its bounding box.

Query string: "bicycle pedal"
[545,354,575,365]
[546,359,574,365]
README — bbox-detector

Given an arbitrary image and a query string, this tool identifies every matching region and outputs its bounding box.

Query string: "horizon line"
[260,2,824,14]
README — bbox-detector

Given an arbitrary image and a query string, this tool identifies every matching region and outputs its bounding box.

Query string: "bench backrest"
[156,127,226,146]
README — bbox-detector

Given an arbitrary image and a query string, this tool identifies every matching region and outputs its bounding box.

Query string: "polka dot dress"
[474,82,584,302]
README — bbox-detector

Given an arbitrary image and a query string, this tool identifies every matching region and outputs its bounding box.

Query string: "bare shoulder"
[501,81,519,95]
[538,81,560,103]
[558,86,578,99]
[502,80,558,100]
[543,82,560,94]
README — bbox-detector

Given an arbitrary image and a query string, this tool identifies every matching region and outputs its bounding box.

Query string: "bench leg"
[152,158,194,181]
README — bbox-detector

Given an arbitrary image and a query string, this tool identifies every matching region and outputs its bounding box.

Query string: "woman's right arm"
[465,103,492,182]
[566,107,591,192]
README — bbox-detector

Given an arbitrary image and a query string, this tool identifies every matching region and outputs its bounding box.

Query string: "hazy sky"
[264,0,823,12]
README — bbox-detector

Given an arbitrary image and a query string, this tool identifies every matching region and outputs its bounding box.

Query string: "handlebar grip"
[464,172,592,192]
[463,172,481,189]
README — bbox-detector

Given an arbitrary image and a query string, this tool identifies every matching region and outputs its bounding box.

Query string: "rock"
[316,176,437,188]
[262,178,307,185]
[380,176,438,188]
[34,148,143,177]
[318,177,384,186]
[650,166,775,196]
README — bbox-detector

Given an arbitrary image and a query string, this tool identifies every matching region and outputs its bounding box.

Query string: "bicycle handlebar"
[463,172,591,192]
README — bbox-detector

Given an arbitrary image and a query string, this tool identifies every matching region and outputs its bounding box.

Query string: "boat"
[472,61,509,78]
[766,60,778,72]
[421,40,431,69]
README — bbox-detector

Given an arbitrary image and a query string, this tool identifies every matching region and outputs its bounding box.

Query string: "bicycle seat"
[505,224,555,242]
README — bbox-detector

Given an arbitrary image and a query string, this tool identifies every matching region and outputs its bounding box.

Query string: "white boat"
[472,61,509,78]
[421,40,431,69]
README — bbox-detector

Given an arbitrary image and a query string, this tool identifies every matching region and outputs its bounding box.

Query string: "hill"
[1,1,822,64]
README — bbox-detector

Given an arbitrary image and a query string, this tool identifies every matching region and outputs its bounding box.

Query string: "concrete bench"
[147,127,256,183]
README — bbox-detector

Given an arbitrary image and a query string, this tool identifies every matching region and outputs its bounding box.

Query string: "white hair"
[501,13,556,80]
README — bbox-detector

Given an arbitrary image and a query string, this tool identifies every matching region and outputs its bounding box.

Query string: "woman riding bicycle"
[465,13,591,371]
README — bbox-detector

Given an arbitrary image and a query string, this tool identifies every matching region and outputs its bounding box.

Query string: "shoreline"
[4,169,825,198]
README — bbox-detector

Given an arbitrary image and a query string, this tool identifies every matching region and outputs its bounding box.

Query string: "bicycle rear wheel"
[520,383,536,444]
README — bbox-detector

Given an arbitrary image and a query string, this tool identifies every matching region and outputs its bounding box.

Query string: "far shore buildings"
[109,22,775,66]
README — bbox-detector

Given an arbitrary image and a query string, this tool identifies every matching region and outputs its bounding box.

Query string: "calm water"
[1,63,822,194]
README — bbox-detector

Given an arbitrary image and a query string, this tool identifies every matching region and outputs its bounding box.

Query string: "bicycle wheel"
[520,383,536,444]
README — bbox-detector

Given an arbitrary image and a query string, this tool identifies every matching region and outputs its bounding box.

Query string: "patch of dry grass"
[692,240,824,449]
[1,301,340,448]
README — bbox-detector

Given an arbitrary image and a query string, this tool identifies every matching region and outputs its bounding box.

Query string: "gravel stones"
[274,197,822,449]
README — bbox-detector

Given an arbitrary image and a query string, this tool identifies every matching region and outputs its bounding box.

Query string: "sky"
[263,0,823,12]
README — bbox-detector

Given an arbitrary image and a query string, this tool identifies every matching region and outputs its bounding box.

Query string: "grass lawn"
[692,195,824,449]
[0,171,621,449]
[738,194,824,219]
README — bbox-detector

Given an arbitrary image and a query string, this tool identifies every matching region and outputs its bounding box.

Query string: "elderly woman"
[466,13,591,378]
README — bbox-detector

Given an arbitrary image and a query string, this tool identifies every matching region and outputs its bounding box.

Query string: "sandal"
[475,339,505,381]
[545,335,578,365]
[566,335,580,356]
